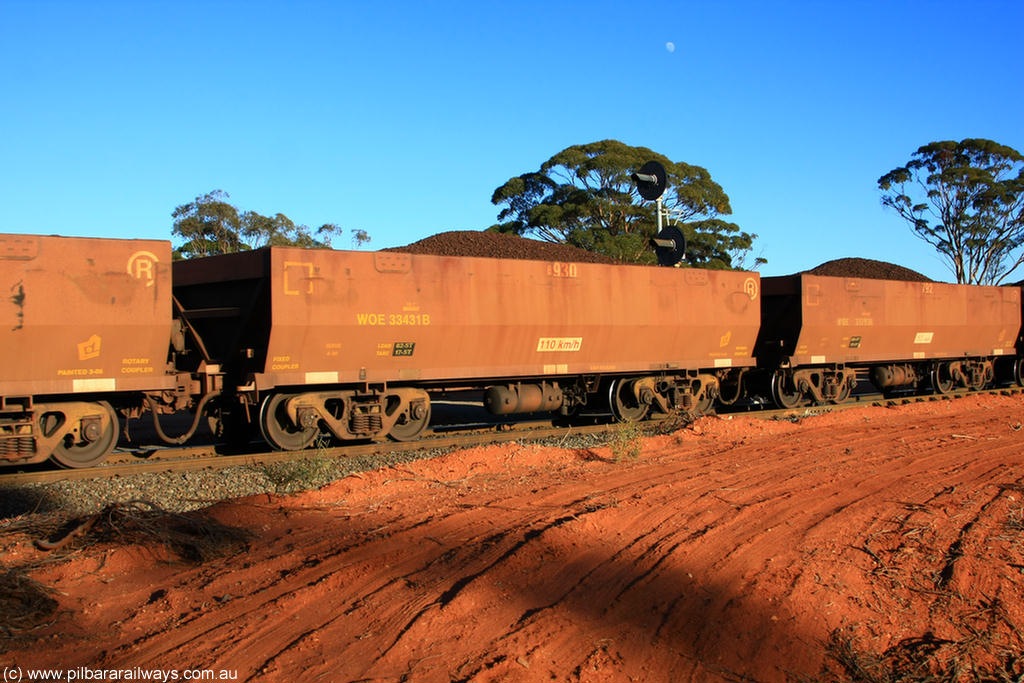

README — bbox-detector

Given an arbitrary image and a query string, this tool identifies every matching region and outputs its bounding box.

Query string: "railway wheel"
[931,364,955,395]
[770,370,805,409]
[44,401,119,469]
[259,394,319,451]
[1015,358,1024,387]
[692,390,714,415]
[831,378,853,404]
[609,378,649,422]
[388,398,431,441]
[968,368,987,391]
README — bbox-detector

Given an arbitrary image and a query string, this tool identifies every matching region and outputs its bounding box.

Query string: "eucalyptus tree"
[878,139,1024,284]
[490,140,762,269]
[172,190,367,259]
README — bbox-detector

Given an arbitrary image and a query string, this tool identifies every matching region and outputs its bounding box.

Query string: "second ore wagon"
[173,248,762,448]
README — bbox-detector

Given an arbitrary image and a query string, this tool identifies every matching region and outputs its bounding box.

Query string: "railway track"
[2,386,1022,488]
[0,418,613,487]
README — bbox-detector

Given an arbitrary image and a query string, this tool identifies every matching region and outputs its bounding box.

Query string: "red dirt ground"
[5,395,1024,682]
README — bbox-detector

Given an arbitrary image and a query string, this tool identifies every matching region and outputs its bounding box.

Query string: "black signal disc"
[634,160,667,201]
[652,225,686,267]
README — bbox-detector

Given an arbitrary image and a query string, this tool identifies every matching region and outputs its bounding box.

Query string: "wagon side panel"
[253,249,761,388]
[766,275,1019,367]
[0,234,174,397]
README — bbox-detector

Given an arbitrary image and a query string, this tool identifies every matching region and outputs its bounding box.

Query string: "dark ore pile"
[389,233,937,282]
[803,257,932,282]
[386,230,623,265]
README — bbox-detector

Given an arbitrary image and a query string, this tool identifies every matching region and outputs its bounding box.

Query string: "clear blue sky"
[2,0,1021,281]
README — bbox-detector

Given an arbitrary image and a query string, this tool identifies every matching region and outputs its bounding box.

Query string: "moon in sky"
[666,42,675,52]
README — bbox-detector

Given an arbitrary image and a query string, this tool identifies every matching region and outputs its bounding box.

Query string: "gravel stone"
[0,435,616,521]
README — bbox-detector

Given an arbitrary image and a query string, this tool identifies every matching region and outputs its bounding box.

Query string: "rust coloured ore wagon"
[174,247,762,449]
[0,234,176,466]
[756,274,1022,407]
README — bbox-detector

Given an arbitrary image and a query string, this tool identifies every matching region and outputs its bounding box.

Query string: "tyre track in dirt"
[6,395,1024,682]
[113,506,578,672]
[222,412,1022,678]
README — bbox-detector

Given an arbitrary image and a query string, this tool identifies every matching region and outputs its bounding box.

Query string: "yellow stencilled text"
[271,355,299,371]
[357,312,431,326]
[537,337,583,352]
[837,317,875,327]
[120,357,154,374]
[547,262,579,278]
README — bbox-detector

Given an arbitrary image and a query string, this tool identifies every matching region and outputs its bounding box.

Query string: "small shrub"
[609,422,643,463]
[259,449,336,493]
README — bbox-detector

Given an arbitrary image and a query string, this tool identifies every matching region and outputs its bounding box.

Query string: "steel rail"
[2,386,1022,488]
[0,420,612,487]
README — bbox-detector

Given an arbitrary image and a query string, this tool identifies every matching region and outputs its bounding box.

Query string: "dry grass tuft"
[35,499,253,563]
[0,566,59,648]
[804,609,1024,683]
[819,626,1022,682]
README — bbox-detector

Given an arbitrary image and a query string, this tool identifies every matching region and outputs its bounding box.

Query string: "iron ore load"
[2,164,1023,468]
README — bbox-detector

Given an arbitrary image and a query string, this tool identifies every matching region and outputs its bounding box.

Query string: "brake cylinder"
[484,383,564,415]
[870,364,916,388]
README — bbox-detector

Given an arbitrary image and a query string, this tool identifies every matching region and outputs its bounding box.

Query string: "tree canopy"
[171,190,370,259]
[489,140,763,269]
[878,139,1024,285]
